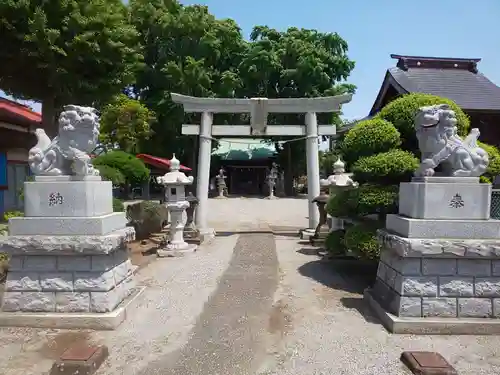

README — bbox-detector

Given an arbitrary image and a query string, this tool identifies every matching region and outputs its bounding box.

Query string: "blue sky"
[2,0,500,121]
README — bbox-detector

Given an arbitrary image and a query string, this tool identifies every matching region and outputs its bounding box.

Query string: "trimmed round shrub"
[340,118,401,164]
[113,198,125,212]
[92,151,150,184]
[357,184,399,217]
[326,184,398,219]
[376,93,470,152]
[352,149,419,184]
[324,229,346,256]
[344,223,381,261]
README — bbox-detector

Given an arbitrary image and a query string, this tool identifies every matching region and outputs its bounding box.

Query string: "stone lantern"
[266,162,279,199]
[215,168,227,198]
[300,157,358,241]
[321,157,358,231]
[156,154,197,256]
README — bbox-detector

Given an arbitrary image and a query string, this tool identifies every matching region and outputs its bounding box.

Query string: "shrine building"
[370,54,500,146]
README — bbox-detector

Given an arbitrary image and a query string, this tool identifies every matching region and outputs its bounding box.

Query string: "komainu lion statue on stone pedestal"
[414,104,489,177]
[29,105,101,176]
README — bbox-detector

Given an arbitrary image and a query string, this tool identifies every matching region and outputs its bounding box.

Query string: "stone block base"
[2,250,137,313]
[371,230,500,320]
[0,287,145,330]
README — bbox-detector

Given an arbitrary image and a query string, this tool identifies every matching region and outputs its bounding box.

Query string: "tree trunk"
[41,97,59,138]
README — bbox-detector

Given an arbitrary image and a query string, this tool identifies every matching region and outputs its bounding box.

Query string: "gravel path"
[0,235,238,375]
[138,232,279,375]
[261,236,500,375]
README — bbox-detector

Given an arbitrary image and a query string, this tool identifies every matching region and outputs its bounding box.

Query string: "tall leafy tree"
[237,26,356,193]
[0,0,142,135]
[129,0,247,165]
[99,94,155,153]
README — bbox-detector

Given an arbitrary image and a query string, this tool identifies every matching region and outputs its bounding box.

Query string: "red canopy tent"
[136,153,192,172]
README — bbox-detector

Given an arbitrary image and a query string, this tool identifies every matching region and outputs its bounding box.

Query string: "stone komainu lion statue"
[414,104,489,177]
[28,105,101,176]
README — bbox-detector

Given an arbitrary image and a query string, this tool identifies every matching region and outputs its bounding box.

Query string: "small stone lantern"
[266,162,279,199]
[156,154,197,256]
[215,168,227,198]
[321,157,358,231]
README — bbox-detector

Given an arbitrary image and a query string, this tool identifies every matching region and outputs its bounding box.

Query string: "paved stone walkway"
[139,232,279,375]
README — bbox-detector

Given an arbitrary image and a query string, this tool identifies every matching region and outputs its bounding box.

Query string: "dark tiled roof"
[389,66,500,110]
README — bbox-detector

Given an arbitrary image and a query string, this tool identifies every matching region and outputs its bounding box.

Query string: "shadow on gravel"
[297,247,321,256]
[298,258,377,295]
[298,258,383,325]
[340,297,382,325]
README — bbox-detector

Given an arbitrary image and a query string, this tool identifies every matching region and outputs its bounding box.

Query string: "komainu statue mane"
[29,105,101,177]
[414,104,489,177]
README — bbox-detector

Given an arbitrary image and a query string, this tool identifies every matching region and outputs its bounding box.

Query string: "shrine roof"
[136,154,192,171]
[0,97,42,127]
[370,54,500,114]
[212,138,277,160]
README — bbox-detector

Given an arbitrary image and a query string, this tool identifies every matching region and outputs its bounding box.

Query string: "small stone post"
[157,154,197,256]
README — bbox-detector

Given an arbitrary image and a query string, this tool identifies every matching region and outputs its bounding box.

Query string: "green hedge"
[326,189,357,218]
[352,149,419,185]
[344,223,381,260]
[376,93,470,152]
[340,118,401,164]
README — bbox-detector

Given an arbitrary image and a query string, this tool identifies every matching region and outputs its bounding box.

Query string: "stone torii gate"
[171,93,353,236]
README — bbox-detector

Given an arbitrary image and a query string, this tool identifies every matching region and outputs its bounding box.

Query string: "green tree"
[129,0,247,165]
[100,94,155,153]
[0,0,142,135]
[238,26,356,194]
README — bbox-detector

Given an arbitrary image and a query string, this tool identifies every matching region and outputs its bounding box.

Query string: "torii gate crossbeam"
[171,93,353,237]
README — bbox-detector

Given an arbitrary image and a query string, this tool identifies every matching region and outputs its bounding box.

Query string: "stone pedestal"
[310,193,330,246]
[366,177,500,334]
[0,176,141,330]
[184,193,202,245]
